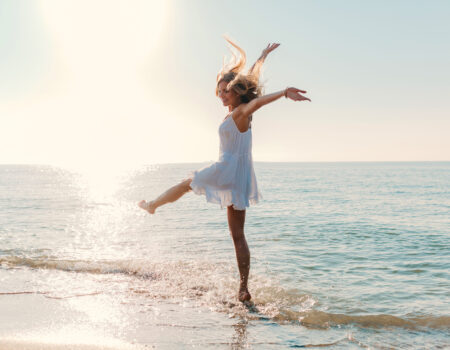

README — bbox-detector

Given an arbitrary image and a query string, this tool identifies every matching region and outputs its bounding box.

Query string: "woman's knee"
[180,178,192,192]
[229,228,245,242]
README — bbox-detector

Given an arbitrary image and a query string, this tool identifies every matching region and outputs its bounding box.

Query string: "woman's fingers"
[286,87,311,102]
[270,43,280,51]
[296,94,311,102]
[266,43,280,53]
[287,87,307,93]
[261,43,280,59]
[289,91,311,102]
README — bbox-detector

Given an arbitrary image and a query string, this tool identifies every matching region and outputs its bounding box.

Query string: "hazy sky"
[1,0,449,168]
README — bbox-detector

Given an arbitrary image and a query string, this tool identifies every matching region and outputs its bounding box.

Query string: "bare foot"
[138,200,156,214]
[238,287,251,302]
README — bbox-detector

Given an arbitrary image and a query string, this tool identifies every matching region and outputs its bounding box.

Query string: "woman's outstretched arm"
[238,87,311,119]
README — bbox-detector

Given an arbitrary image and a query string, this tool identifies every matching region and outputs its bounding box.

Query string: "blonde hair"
[215,37,264,103]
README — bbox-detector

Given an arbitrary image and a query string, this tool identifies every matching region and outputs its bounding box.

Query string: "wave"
[1,254,448,331]
[0,255,159,278]
[296,310,450,330]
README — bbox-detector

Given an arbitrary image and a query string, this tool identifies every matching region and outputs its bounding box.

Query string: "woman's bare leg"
[138,178,192,214]
[227,205,251,302]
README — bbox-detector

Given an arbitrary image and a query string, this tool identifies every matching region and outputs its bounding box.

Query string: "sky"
[1,0,449,169]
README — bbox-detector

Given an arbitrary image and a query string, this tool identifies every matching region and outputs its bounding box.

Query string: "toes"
[138,200,149,210]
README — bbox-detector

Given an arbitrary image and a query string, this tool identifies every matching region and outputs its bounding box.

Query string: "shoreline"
[0,340,143,350]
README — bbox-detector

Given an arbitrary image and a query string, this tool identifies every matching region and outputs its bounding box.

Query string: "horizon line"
[1,160,449,167]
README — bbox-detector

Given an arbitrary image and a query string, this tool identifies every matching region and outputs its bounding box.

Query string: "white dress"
[190,112,262,210]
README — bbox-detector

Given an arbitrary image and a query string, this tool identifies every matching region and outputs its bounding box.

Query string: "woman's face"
[217,81,240,107]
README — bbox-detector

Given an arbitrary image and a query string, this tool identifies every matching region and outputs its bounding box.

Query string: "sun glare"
[39,0,166,81]
[30,0,170,169]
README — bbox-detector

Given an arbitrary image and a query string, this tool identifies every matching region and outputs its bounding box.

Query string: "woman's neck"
[228,103,240,112]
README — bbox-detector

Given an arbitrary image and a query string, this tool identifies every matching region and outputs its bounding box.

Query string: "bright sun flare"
[32,0,169,169]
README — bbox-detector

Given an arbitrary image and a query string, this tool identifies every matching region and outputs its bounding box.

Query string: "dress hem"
[190,180,262,211]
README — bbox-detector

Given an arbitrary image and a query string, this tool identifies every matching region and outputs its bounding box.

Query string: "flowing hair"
[215,37,264,104]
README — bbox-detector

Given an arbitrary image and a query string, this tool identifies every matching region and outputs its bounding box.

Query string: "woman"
[139,38,310,303]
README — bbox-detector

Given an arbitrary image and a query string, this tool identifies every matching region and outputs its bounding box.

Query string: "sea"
[0,162,449,349]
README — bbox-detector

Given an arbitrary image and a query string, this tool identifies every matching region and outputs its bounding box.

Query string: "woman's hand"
[285,87,311,102]
[260,43,280,59]
[249,43,280,75]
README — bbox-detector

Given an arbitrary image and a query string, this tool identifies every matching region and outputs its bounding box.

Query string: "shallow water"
[0,162,449,349]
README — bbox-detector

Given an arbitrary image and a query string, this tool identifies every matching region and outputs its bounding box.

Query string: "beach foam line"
[0,291,103,299]
[0,339,143,350]
[2,255,449,331]
[0,255,159,278]
[239,303,450,330]
[296,310,450,330]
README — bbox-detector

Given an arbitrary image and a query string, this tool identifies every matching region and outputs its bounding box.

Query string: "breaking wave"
[1,255,448,331]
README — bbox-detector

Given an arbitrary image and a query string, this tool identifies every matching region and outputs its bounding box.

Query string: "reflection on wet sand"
[231,319,248,349]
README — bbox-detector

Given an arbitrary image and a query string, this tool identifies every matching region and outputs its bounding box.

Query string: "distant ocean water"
[0,162,449,349]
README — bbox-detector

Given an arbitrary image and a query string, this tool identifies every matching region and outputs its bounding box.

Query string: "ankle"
[239,284,248,291]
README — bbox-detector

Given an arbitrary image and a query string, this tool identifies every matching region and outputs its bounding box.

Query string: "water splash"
[2,254,448,331]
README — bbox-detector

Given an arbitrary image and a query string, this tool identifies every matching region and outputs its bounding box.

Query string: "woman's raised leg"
[227,205,251,302]
[138,178,192,214]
